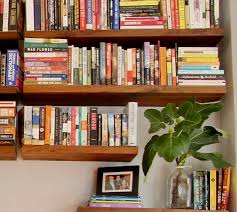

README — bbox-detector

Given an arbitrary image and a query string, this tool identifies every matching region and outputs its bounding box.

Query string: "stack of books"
[161,0,220,29]
[120,0,164,29]
[0,49,23,89]
[23,102,137,146]
[23,38,69,85]
[177,47,225,86]
[0,0,18,31]
[89,195,143,208]
[192,168,231,210]
[0,101,17,146]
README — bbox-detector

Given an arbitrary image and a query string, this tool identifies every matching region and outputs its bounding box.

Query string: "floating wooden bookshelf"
[21,145,138,161]
[24,29,224,46]
[78,207,226,212]
[0,87,21,101]
[0,146,17,160]
[0,31,18,40]
[23,85,226,106]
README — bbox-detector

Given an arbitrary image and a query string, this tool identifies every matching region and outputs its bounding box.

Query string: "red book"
[95,0,101,30]
[106,43,112,84]
[174,0,180,28]
[171,0,176,29]
[120,20,164,26]
[24,57,68,62]
[80,0,86,31]
[132,48,136,84]
[92,0,96,30]
[121,17,163,21]
[25,66,68,71]
[221,167,231,210]
[71,107,77,146]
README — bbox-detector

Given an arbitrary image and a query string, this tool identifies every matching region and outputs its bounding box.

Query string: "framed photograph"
[96,166,139,196]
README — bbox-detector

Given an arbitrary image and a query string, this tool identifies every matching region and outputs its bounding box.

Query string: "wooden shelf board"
[0,146,17,160]
[0,31,18,40]
[78,207,226,212]
[21,145,138,161]
[0,86,20,94]
[23,85,226,106]
[24,29,224,45]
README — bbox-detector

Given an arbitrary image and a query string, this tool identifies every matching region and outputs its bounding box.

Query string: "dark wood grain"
[23,85,226,106]
[0,146,17,160]
[21,145,138,161]
[0,31,18,40]
[78,207,226,212]
[24,29,224,46]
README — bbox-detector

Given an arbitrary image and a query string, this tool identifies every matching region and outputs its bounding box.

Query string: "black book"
[90,107,98,145]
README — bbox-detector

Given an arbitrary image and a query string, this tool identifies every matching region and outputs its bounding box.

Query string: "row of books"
[192,168,230,210]
[0,50,22,88]
[23,38,224,86]
[89,195,143,208]
[25,0,221,31]
[23,102,138,146]
[177,47,225,86]
[0,0,18,31]
[0,101,17,146]
[161,0,220,29]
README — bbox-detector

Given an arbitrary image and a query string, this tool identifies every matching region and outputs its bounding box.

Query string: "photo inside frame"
[102,171,133,193]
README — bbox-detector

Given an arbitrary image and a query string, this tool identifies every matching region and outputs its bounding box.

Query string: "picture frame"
[96,166,139,196]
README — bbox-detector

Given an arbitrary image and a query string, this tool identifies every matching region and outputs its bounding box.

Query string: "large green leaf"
[191,151,231,168]
[193,101,224,127]
[156,133,190,162]
[189,126,223,151]
[144,109,166,133]
[177,101,194,118]
[161,103,179,125]
[142,135,159,176]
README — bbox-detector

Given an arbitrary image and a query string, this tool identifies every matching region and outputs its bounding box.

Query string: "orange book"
[106,43,112,84]
[221,167,231,210]
[44,106,52,145]
[132,48,137,85]
[160,47,167,86]
[171,48,177,86]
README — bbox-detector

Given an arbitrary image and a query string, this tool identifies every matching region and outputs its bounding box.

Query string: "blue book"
[112,0,120,29]
[99,42,106,84]
[91,195,143,201]
[86,0,93,30]
[178,65,219,70]
[6,50,19,86]
[34,0,41,30]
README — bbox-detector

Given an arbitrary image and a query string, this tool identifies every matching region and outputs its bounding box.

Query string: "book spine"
[100,42,106,84]
[217,168,223,210]
[214,0,219,28]
[174,0,179,28]
[193,171,200,209]
[54,107,60,145]
[199,171,205,210]
[86,0,92,30]
[144,42,150,85]
[40,0,45,31]
[49,107,55,145]
[87,112,90,145]
[204,171,210,210]
[114,114,121,146]
[141,49,144,84]
[221,167,231,210]
[179,0,185,29]
[91,47,97,85]
[121,113,128,146]
[205,0,210,28]
[150,45,155,85]
[0,0,3,31]
[166,48,172,85]
[112,43,118,85]
[80,107,88,146]
[112,0,119,29]
[0,108,15,117]
[70,107,76,146]
[24,106,33,144]
[89,202,143,208]
[96,48,100,84]
[106,43,112,85]
[171,0,176,29]
[117,46,122,85]
[0,117,15,126]
[87,49,92,85]
[2,0,9,31]
[127,48,133,85]
[97,114,102,145]
[0,54,6,86]
[210,169,217,210]
[124,50,128,85]
[92,0,96,30]
[127,102,138,146]
[90,107,98,145]
[61,107,67,145]
[54,0,59,30]
[74,0,79,29]
[95,0,100,29]
[210,0,214,28]
[160,47,167,85]
[44,106,51,145]
[101,113,108,146]
[8,0,17,30]
[166,0,172,29]
[80,0,86,30]
[184,0,189,28]
[75,107,80,145]
[39,106,46,142]
[82,47,87,85]
[161,0,167,28]
[171,48,177,86]
[32,107,40,142]
[132,48,136,85]
[67,107,71,146]
[108,113,115,146]
[136,49,141,85]
[6,50,19,86]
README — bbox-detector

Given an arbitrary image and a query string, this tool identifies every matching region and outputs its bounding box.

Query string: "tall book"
[221,167,231,210]
[25,0,34,31]
[24,106,33,145]
[90,107,98,145]
[108,113,115,146]
[210,169,217,210]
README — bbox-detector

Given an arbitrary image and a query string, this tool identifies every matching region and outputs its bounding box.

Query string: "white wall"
[0,107,221,212]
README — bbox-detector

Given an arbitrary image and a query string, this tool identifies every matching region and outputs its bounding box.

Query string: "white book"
[24,52,68,58]
[178,47,218,52]
[117,46,122,85]
[25,0,34,31]
[80,107,88,146]
[63,0,69,28]
[24,38,68,44]
[74,47,80,84]
[32,107,40,141]
[166,0,172,29]
[24,106,33,145]
[189,0,195,28]
[102,114,108,146]
[3,0,9,31]
[125,102,138,146]
[121,49,125,85]
[205,0,211,28]
[50,107,55,146]
[214,0,219,27]
[82,47,88,85]
[201,0,206,28]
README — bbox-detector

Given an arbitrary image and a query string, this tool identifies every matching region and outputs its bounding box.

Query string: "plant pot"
[167,166,192,209]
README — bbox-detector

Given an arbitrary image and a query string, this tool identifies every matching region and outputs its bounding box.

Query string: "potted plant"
[142,99,231,209]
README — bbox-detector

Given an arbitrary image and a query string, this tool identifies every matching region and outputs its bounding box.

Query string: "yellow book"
[166,49,172,86]
[210,170,217,210]
[178,54,218,58]
[23,139,32,145]
[178,61,220,66]
[120,1,159,6]
[179,0,185,29]
[178,57,219,62]
[45,105,52,145]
